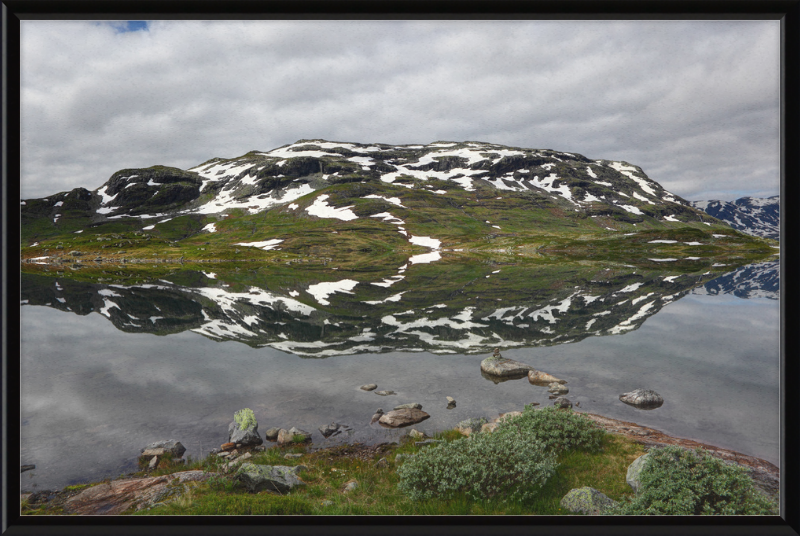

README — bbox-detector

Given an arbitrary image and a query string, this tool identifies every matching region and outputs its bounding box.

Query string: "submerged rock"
[228,409,263,447]
[619,389,664,409]
[560,487,617,515]
[236,464,306,494]
[393,403,422,410]
[318,422,345,438]
[528,369,567,385]
[374,390,396,396]
[378,408,430,428]
[360,384,378,391]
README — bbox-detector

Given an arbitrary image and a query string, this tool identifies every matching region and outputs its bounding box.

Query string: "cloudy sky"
[20,20,780,201]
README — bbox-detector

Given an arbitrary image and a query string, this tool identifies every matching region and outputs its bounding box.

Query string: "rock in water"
[318,422,343,438]
[528,369,567,385]
[393,403,422,410]
[548,382,569,395]
[264,427,281,441]
[553,397,573,409]
[619,389,664,409]
[370,408,384,424]
[560,487,617,515]
[360,384,377,391]
[446,396,456,408]
[228,408,263,447]
[378,408,430,428]
[140,440,186,459]
[626,453,652,494]
[277,427,312,445]
[236,464,306,494]
[480,352,534,379]
[374,390,396,396]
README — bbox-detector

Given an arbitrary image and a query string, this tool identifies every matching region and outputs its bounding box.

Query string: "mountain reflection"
[21,260,778,357]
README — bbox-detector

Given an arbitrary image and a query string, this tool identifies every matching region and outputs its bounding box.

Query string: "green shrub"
[495,405,605,453]
[610,446,777,515]
[396,429,558,502]
[234,408,257,430]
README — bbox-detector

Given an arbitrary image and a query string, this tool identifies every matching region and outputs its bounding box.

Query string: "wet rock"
[228,408,264,447]
[264,427,281,441]
[374,390,396,396]
[393,403,422,410]
[548,382,569,395]
[446,396,456,408]
[318,422,343,438]
[560,487,617,515]
[370,408,384,424]
[619,389,664,409]
[21,464,35,473]
[480,352,534,379]
[64,470,212,515]
[360,384,378,391]
[235,464,306,494]
[528,369,567,385]
[626,453,651,494]
[553,397,573,409]
[140,440,186,459]
[378,408,430,428]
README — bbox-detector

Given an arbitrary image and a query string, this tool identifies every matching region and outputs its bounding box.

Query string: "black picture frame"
[2,1,797,535]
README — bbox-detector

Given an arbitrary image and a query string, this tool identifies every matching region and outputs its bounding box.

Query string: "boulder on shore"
[140,440,186,460]
[228,409,263,447]
[264,427,281,441]
[277,427,312,445]
[528,369,567,385]
[619,389,664,409]
[480,352,534,379]
[560,487,617,515]
[236,464,306,494]
[626,453,652,494]
[378,408,430,428]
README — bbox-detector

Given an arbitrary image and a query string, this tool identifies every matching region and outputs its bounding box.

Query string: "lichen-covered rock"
[228,409,263,447]
[626,453,652,494]
[480,354,534,378]
[236,464,306,494]
[140,440,186,459]
[528,369,567,385]
[619,389,664,409]
[560,486,617,515]
[378,408,430,428]
[457,417,488,436]
[277,427,312,445]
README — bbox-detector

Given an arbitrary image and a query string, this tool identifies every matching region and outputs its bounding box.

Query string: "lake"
[19,259,780,491]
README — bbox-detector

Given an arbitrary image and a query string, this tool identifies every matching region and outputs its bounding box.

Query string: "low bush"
[495,405,605,453]
[396,430,558,502]
[610,446,777,515]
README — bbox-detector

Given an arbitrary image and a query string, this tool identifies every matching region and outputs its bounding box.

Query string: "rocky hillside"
[691,196,779,240]
[22,139,721,240]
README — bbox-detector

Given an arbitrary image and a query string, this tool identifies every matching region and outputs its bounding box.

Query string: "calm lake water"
[19,260,780,491]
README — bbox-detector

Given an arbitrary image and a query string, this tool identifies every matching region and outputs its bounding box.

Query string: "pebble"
[360,384,378,391]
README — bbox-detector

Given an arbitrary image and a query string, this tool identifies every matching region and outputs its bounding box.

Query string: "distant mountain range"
[691,196,779,240]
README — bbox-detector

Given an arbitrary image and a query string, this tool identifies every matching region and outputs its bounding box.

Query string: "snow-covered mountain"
[691,196,779,240]
[692,260,779,300]
[24,139,717,227]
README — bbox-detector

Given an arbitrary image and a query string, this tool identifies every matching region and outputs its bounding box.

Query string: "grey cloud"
[21,20,779,202]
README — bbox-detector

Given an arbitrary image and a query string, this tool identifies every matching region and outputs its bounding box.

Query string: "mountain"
[692,260,779,300]
[691,196,780,240]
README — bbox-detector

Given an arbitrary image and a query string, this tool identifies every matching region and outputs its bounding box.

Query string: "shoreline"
[21,408,779,500]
